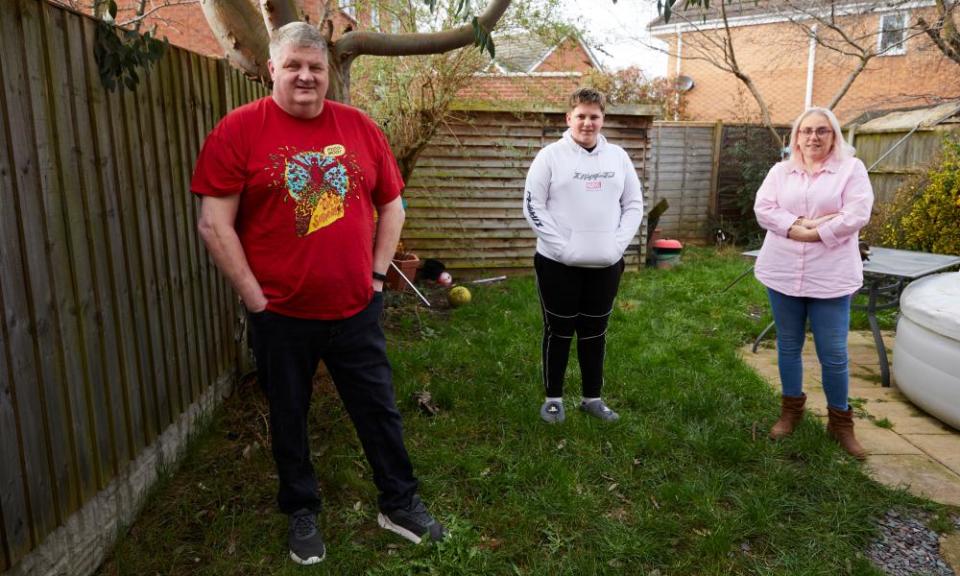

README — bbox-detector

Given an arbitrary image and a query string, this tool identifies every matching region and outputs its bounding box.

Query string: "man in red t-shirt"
[192,22,444,565]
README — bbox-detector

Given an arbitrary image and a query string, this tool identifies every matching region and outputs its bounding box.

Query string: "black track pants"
[534,252,624,398]
[247,293,418,515]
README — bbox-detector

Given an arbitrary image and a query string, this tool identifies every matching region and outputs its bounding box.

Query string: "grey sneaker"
[579,399,619,421]
[540,400,565,423]
[377,495,446,544]
[288,509,326,565]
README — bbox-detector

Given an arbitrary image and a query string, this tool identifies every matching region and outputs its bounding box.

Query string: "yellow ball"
[448,286,472,307]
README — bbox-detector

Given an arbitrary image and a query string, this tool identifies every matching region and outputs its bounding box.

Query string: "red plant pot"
[386,254,420,292]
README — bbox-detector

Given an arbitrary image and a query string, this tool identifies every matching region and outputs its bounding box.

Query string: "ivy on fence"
[93,0,167,92]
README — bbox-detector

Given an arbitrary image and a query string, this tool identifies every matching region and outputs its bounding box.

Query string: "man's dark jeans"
[247,292,418,514]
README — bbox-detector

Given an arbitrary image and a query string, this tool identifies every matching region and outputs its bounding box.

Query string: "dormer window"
[878,12,907,55]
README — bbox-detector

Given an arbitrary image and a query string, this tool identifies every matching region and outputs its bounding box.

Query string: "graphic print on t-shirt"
[268,144,362,237]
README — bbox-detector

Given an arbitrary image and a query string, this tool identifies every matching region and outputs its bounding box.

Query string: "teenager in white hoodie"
[523,88,644,423]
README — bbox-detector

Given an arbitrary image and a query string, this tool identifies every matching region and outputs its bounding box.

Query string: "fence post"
[708,120,724,230]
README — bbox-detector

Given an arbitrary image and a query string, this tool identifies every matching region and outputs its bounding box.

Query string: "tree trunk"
[260,0,301,33]
[200,0,270,81]
[326,51,354,104]
[719,1,784,148]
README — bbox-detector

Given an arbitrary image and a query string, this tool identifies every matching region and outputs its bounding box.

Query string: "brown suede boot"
[827,406,867,460]
[769,393,806,440]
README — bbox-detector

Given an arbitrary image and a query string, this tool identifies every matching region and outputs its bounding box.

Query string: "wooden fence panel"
[136,64,181,424]
[714,124,789,241]
[648,122,716,242]
[199,57,225,381]
[853,129,954,203]
[404,110,652,274]
[0,7,34,566]
[0,1,263,570]
[159,54,201,408]
[40,2,109,498]
[183,50,217,402]
[78,12,145,460]
[25,0,88,520]
[64,8,121,485]
[1,0,65,541]
[120,81,169,437]
[173,50,205,402]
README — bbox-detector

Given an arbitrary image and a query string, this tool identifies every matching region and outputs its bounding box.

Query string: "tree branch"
[717,0,782,146]
[118,0,199,28]
[917,0,960,65]
[333,0,510,59]
[200,0,271,80]
[260,0,300,34]
[827,56,869,109]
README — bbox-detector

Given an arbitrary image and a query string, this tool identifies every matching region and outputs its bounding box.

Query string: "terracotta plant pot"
[386,253,420,292]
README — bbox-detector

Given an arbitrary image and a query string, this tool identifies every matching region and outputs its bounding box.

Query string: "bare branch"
[827,56,869,109]
[916,0,960,65]
[716,0,781,145]
[118,0,199,28]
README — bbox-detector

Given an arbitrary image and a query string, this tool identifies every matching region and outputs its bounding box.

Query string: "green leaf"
[471,17,494,59]
[108,0,118,19]
[92,14,164,94]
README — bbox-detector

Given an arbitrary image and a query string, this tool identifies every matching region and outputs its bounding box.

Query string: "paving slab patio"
[741,331,960,507]
[941,533,960,575]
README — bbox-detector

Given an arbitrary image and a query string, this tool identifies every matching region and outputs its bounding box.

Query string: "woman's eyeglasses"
[799,127,833,137]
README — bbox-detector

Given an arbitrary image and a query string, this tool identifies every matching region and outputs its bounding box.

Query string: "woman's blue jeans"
[767,289,852,410]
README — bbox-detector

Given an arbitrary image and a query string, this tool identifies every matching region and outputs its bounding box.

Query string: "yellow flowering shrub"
[863,136,960,256]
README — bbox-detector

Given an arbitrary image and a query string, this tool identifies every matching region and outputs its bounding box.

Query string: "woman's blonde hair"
[788,106,855,165]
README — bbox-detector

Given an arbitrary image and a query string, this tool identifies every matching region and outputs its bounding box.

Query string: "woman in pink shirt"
[753,107,874,459]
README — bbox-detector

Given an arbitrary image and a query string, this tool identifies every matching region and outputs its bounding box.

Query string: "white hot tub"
[893,272,960,430]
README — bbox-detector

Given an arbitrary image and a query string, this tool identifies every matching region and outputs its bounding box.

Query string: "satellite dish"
[675,75,695,92]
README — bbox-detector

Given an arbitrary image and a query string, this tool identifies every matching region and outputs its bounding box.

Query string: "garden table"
[741,247,960,387]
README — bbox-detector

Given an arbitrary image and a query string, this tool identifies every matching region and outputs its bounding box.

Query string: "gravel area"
[867,509,958,576]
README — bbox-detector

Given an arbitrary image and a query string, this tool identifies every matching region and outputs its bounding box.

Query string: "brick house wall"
[62,0,356,58]
[653,6,960,124]
[536,37,597,73]
[456,74,584,106]
[456,38,599,105]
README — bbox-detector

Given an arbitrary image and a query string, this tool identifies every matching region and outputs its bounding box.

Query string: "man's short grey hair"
[269,22,327,63]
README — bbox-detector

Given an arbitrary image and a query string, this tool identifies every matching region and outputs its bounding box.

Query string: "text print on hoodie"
[523,129,644,268]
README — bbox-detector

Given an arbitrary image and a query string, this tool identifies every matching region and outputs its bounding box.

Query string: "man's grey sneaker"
[540,400,566,423]
[377,495,446,544]
[579,399,619,421]
[288,509,326,565]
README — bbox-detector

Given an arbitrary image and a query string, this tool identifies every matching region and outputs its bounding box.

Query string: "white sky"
[558,0,669,78]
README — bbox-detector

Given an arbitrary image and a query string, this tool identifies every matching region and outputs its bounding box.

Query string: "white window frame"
[370,4,380,30]
[878,12,908,56]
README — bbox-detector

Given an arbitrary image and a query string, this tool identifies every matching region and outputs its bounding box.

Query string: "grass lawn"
[97,247,929,575]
